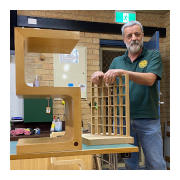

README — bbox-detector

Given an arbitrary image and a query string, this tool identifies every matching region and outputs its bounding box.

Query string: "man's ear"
[123,37,125,43]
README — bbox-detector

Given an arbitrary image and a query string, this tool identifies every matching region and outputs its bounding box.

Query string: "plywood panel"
[82,133,133,145]
[10,156,92,170]
[15,27,82,154]
[19,155,92,170]
[10,160,21,170]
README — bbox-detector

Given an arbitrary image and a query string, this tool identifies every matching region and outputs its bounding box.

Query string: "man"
[91,21,166,170]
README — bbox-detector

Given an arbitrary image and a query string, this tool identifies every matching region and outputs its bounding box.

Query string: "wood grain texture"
[10,160,21,170]
[10,155,92,170]
[82,133,134,145]
[11,145,138,160]
[50,131,92,170]
[10,132,93,170]
[15,27,82,154]
[89,75,133,145]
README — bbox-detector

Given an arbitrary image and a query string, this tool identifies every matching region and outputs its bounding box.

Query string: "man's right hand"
[91,71,104,85]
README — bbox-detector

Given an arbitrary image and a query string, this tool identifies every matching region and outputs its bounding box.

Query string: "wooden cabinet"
[10,132,93,170]
[10,155,93,170]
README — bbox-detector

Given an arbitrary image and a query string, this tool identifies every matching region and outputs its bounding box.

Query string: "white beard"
[125,38,143,55]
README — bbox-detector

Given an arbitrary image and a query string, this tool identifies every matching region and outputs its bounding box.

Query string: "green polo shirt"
[109,46,163,119]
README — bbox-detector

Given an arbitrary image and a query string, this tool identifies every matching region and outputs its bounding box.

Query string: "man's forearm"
[120,70,157,86]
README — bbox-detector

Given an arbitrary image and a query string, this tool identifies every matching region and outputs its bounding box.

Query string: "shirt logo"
[139,60,148,68]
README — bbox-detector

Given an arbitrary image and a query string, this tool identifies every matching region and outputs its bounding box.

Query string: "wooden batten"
[15,27,82,154]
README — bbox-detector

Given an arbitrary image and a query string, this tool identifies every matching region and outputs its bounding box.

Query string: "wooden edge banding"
[10,147,139,160]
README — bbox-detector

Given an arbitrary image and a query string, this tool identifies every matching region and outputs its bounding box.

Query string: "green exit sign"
[115,11,136,23]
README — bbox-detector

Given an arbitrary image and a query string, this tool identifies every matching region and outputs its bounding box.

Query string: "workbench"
[11,27,138,170]
[10,141,138,170]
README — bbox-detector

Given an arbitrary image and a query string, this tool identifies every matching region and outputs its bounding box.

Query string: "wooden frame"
[15,27,82,154]
[82,75,133,145]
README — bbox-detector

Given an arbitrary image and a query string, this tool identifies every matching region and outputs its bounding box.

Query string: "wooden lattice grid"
[91,74,130,136]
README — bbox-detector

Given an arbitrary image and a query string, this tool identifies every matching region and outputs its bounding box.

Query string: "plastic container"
[50,116,56,132]
[33,75,39,87]
[55,114,62,131]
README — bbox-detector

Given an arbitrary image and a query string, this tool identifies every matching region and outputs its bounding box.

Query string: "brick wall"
[17,10,170,137]
[160,12,170,138]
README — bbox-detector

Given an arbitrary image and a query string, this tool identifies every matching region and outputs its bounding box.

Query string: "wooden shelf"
[15,27,82,154]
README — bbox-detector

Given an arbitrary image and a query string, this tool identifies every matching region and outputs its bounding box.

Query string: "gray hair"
[121,21,143,37]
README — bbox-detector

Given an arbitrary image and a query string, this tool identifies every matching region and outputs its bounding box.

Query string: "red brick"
[46,12,61,19]
[93,60,100,66]
[87,49,93,54]
[93,49,99,55]
[84,10,99,17]
[77,15,92,21]
[87,60,93,65]
[100,34,114,39]
[56,10,69,13]
[99,11,113,18]
[25,63,42,69]
[92,38,99,44]
[87,65,100,71]
[17,10,29,16]
[62,14,76,20]
[43,64,53,69]
[39,81,49,87]
[92,17,106,23]
[114,35,123,40]
[87,54,99,60]
[69,10,85,15]
[85,33,99,38]
[34,69,49,75]
[25,69,34,75]
[86,43,99,49]
[29,10,46,17]
[81,109,91,114]
[43,75,53,81]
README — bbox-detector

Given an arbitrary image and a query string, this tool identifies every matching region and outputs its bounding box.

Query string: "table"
[10,141,138,170]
